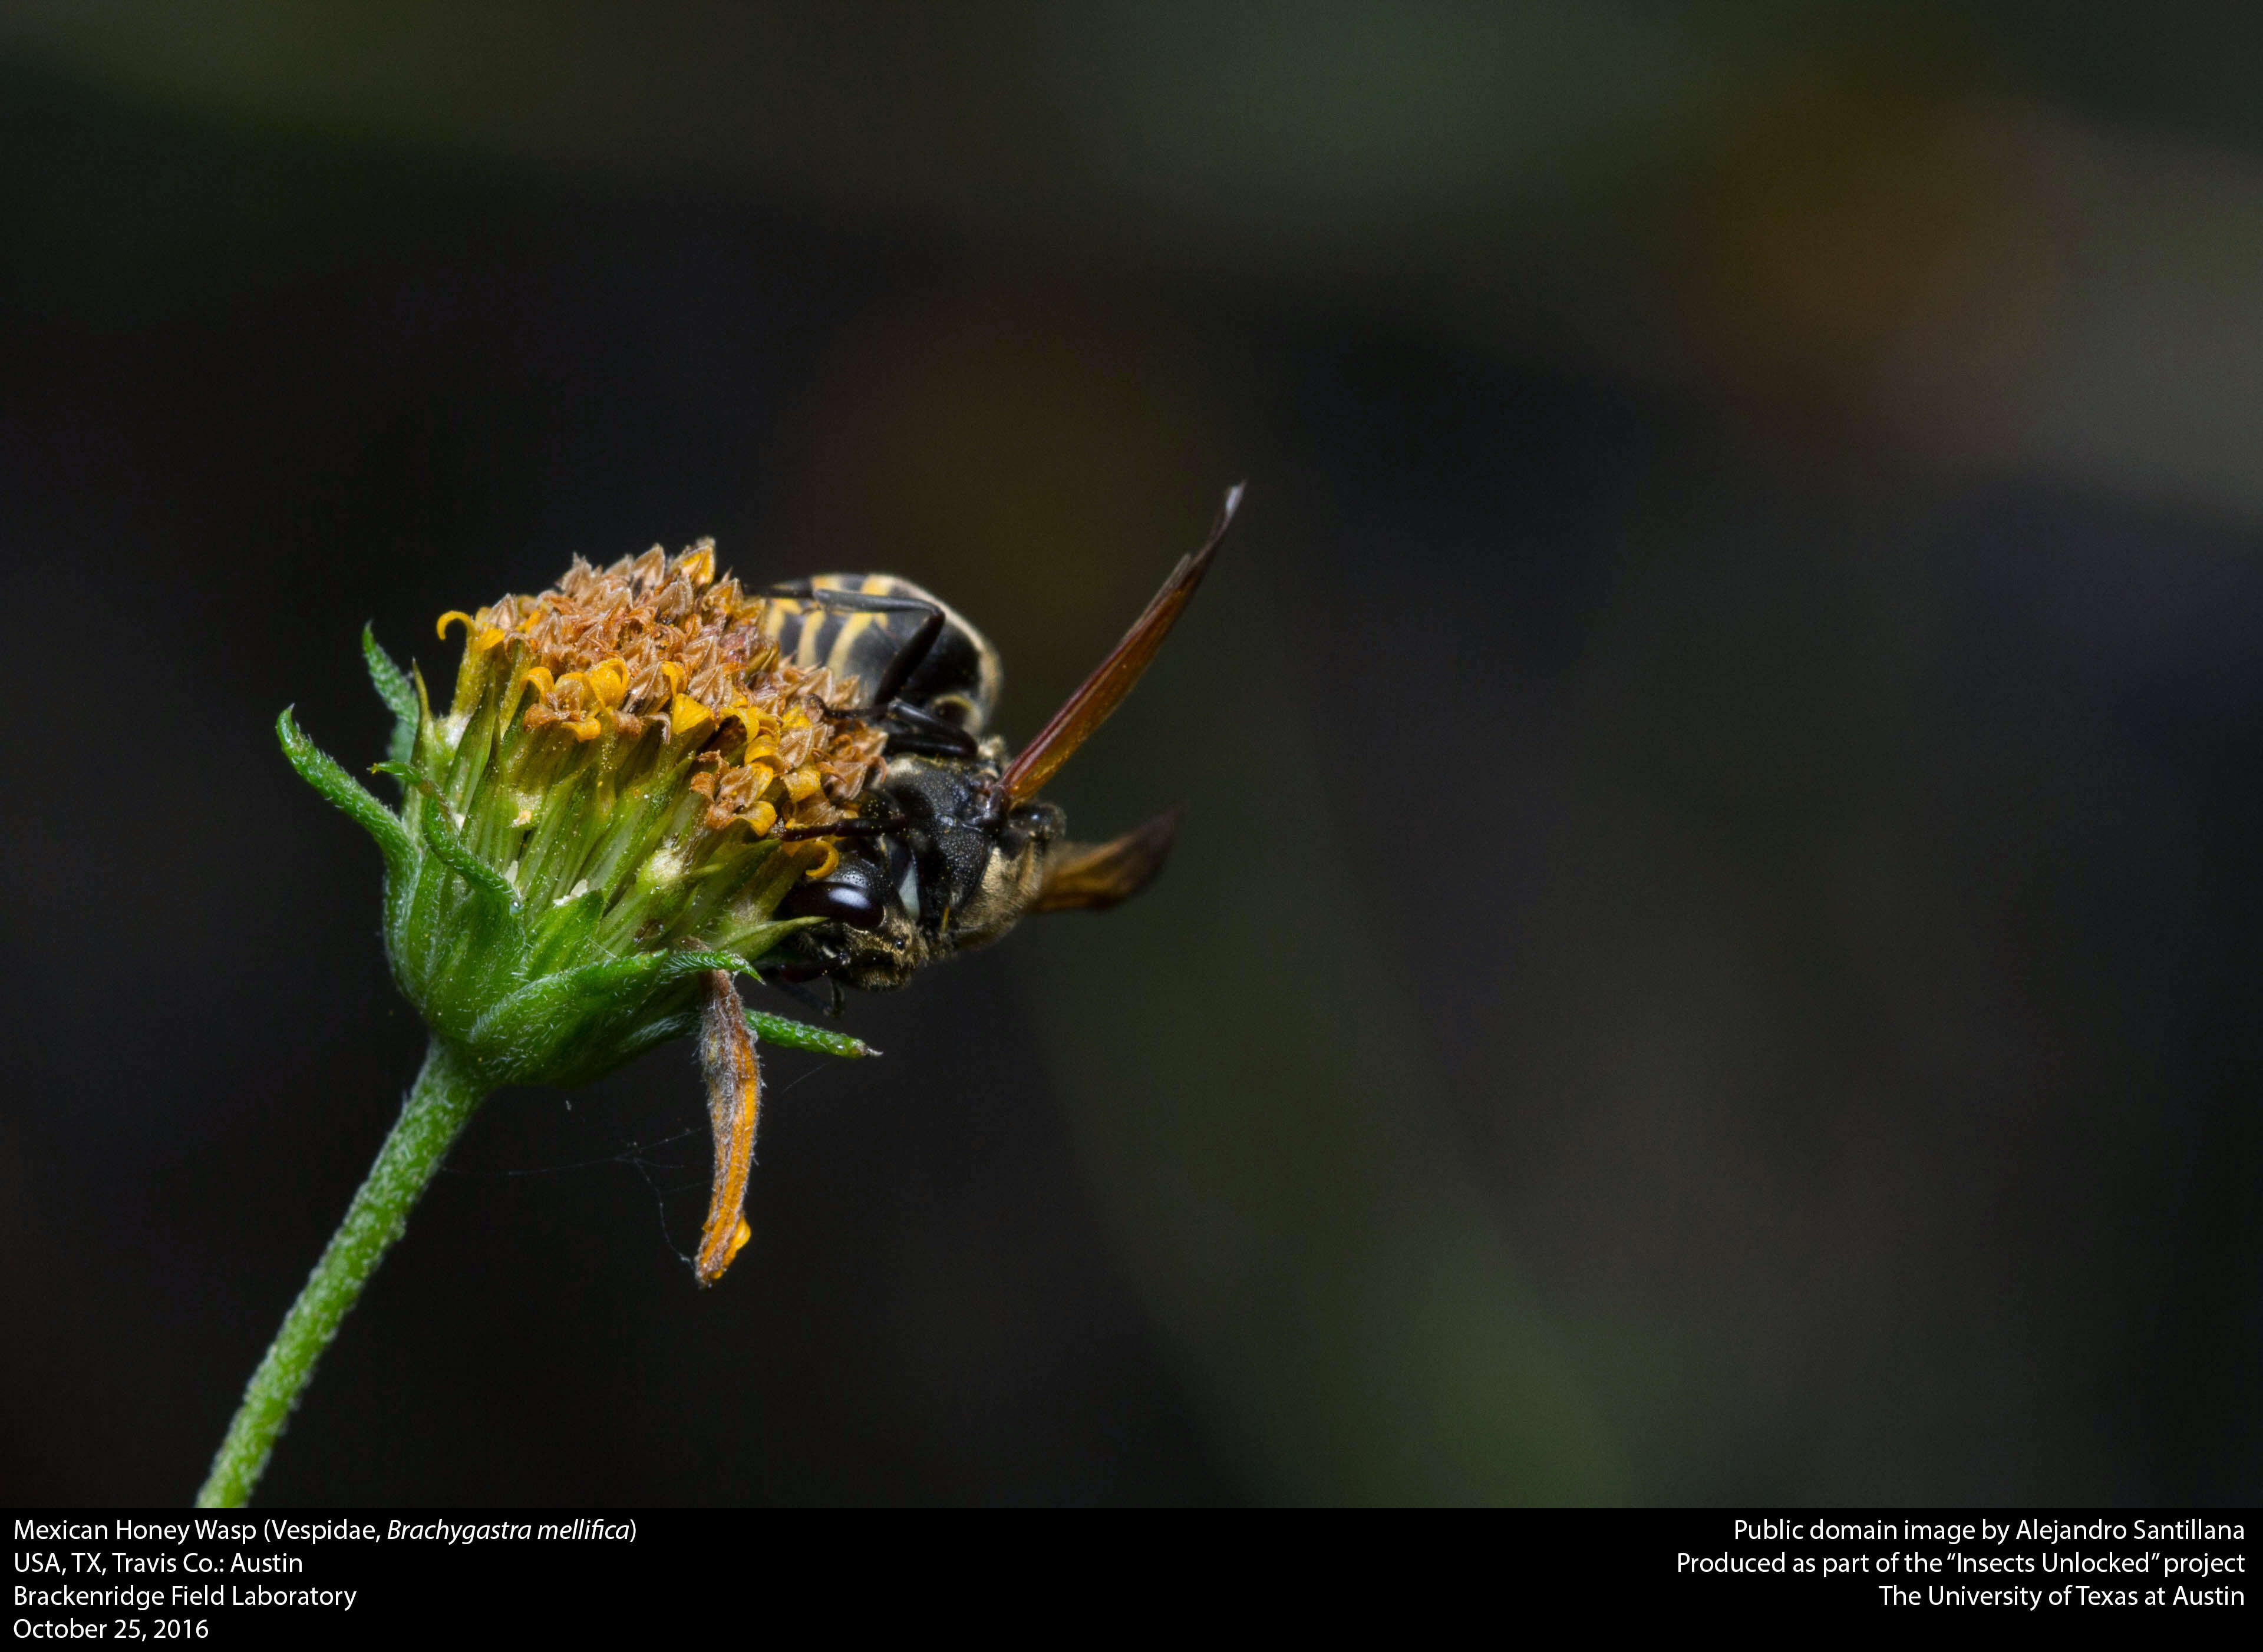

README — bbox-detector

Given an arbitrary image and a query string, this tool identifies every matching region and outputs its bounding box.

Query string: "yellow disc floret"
[423,539,882,947]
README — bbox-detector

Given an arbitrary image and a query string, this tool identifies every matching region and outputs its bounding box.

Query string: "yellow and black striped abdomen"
[758,573,1003,735]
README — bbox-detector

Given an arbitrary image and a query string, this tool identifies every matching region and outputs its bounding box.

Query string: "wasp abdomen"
[758,573,1001,732]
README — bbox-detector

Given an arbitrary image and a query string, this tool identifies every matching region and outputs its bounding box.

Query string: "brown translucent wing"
[999,484,1243,804]
[1032,806,1186,914]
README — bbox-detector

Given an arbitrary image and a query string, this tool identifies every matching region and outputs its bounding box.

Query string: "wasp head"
[776,747,1063,990]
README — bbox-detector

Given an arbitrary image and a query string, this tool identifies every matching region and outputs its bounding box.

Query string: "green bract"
[202,540,903,1508]
[277,671,862,1085]
[277,571,886,1087]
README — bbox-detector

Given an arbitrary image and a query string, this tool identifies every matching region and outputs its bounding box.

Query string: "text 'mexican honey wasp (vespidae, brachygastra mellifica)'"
[754,482,1244,995]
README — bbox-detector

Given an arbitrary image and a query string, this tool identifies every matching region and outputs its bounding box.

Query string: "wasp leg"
[871,700,980,758]
[763,967,832,1003]
[777,816,895,841]
[863,607,945,711]
[694,969,763,1286]
[759,966,850,1016]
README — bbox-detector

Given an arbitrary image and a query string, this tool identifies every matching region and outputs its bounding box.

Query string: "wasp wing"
[1032,805,1186,914]
[999,484,1243,804]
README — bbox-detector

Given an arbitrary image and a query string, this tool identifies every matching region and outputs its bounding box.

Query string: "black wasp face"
[778,751,1066,991]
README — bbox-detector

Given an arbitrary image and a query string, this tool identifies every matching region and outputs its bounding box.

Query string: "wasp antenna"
[999,484,1244,804]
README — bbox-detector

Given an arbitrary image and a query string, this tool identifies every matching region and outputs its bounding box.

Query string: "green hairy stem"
[206,619,878,1503]
[196,1038,489,1508]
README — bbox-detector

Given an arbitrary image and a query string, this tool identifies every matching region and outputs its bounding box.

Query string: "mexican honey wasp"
[757,484,1243,992]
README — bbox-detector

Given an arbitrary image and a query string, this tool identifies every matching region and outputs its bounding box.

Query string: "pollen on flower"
[456,540,884,838]
[411,538,885,964]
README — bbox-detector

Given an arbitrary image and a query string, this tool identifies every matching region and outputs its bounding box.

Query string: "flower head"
[279,540,885,1280]
[415,540,886,989]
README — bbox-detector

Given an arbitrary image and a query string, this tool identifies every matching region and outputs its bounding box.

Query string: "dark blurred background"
[2,2,2259,1505]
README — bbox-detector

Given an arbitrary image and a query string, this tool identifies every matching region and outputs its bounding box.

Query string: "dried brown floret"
[437,538,887,848]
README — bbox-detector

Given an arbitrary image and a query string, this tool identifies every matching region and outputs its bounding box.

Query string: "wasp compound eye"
[781,877,887,930]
